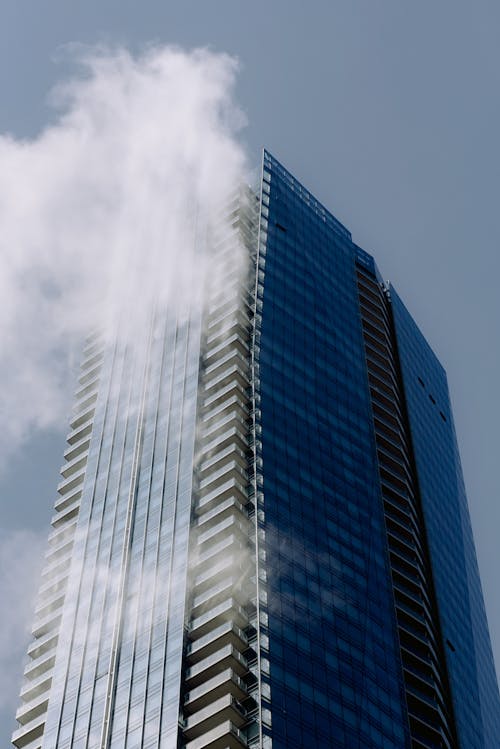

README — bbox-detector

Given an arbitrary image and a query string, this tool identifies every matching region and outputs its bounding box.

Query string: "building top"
[263,149,352,241]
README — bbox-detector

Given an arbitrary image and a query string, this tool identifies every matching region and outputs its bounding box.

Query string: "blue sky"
[1,1,499,742]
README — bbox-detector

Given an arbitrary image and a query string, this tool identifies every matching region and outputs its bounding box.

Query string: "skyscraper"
[13,150,500,749]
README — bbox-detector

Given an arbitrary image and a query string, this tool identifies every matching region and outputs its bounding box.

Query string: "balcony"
[204,334,249,366]
[201,427,248,464]
[207,291,245,322]
[377,441,411,477]
[11,712,45,748]
[379,465,409,496]
[189,598,248,640]
[73,374,100,402]
[202,393,248,426]
[192,534,244,571]
[184,668,247,715]
[186,622,248,665]
[206,316,249,349]
[63,433,91,462]
[19,666,53,703]
[33,589,65,627]
[78,360,102,387]
[202,410,248,444]
[51,496,80,527]
[37,565,68,598]
[44,530,75,564]
[27,631,58,660]
[60,453,87,480]
[199,443,247,478]
[40,554,73,588]
[196,515,249,551]
[31,607,62,639]
[11,733,43,749]
[198,478,248,516]
[15,691,49,726]
[53,484,83,512]
[57,466,86,497]
[208,280,247,314]
[193,557,247,595]
[206,303,244,334]
[69,404,96,432]
[66,416,93,445]
[185,719,247,749]
[72,391,98,420]
[199,459,248,496]
[204,348,248,379]
[196,496,246,533]
[387,526,419,559]
[203,380,248,413]
[183,694,247,741]
[22,649,56,683]
[185,644,248,688]
[203,363,249,395]
[191,576,249,620]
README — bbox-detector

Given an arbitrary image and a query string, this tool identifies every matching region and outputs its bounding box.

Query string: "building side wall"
[38,304,202,748]
[391,287,500,748]
[12,337,102,749]
[181,191,261,749]
[257,152,410,749]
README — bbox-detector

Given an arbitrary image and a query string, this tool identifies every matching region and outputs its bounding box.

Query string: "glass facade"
[391,290,500,748]
[256,152,409,748]
[12,151,499,749]
[41,306,203,748]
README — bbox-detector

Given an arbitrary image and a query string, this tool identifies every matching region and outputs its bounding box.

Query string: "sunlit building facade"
[13,151,500,749]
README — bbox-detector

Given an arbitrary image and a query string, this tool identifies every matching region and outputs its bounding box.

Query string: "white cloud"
[0,44,247,462]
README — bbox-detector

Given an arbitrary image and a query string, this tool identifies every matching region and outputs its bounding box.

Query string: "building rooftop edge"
[262,148,353,242]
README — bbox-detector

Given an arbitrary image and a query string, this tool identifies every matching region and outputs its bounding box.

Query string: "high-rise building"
[13,150,500,749]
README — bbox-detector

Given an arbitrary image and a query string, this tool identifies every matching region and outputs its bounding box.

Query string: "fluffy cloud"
[0,45,247,461]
